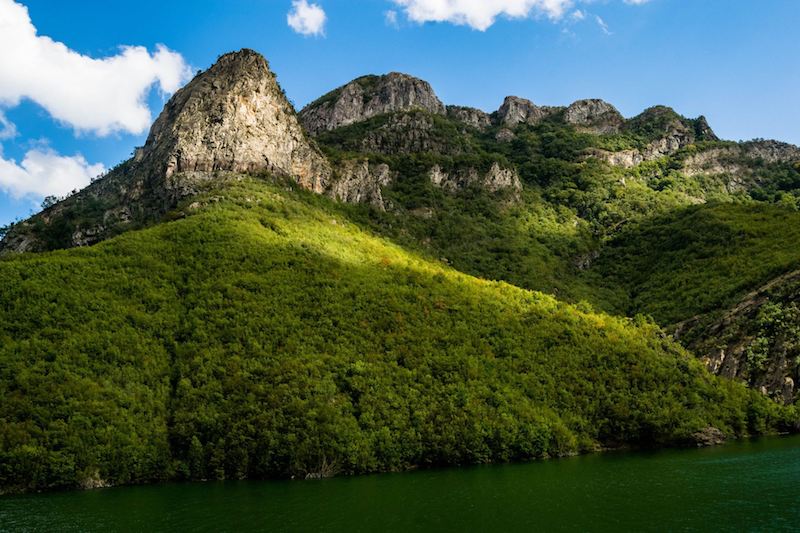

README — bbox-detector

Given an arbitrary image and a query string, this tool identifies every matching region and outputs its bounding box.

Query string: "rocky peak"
[693,116,718,141]
[564,99,624,134]
[493,96,550,127]
[446,105,492,130]
[626,105,718,143]
[299,72,445,135]
[140,48,331,192]
[0,49,333,253]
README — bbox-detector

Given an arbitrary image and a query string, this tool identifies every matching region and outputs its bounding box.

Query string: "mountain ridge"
[1,47,799,495]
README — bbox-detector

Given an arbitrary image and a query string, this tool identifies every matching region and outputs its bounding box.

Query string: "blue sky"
[1,0,799,226]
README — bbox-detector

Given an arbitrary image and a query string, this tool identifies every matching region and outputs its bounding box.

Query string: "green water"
[2,435,799,532]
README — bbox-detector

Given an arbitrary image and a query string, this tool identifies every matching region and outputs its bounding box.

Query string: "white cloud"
[0,112,16,140]
[0,0,191,136]
[391,0,574,30]
[385,9,400,27]
[0,147,104,199]
[391,0,650,30]
[595,15,612,35]
[287,0,327,36]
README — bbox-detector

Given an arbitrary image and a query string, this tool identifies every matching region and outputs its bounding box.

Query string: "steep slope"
[0,49,331,254]
[687,270,800,405]
[586,203,800,401]
[1,177,794,494]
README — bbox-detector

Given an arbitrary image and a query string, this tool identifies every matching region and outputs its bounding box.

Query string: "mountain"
[0,49,330,253]
[298,72,446,135]
[1,49,799,494]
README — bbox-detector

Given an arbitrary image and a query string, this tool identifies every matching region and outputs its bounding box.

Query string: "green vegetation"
[1,177,795,493]
[314,113,800,315]
[589,203,800,324]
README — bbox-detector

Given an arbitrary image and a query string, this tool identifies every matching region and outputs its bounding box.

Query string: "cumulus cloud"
[391,0,573,30]
[390,0,650,30]
[287,0,327,36]
[0,0,191,136]
[0,148,104,199]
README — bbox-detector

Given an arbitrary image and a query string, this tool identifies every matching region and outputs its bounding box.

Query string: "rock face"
[428,163,522,195]
[0,49,332,253]
[564,99,624,134]
[494,96,548,126]
[691,427,726,447]
[299,73,446,135]
[330,160,393,210]
[353,112,464,155]
[675,269,800,405]
[595,107,722,168]
[446,105,492,130]
[682,140,800,179]
[141,49,330,193]
[694,116,718,141]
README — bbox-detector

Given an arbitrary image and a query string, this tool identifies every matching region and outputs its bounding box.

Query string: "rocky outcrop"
[329,160,393,210]
[682,141,800,178]
[299,73,445,135]
[428,163,522,195]
[564,99,624,134]
[142,49,330,193]
[597,124,696,168]
[1,49,332,253]
[350,111,469,155]
[691,427,726,447]
[494,96,548,127]
[741,140,800,164]
[446,105,492,130]
[694,116,718,141]
[595,107,722,168]
[674,269,800,405]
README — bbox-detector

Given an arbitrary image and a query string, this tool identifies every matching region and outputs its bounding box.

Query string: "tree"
[41,196,59,210]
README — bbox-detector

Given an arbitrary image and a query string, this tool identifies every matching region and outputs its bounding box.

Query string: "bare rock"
[299,73,445,135]
[329,160,393,210]
[564,99,624,134]
[691,427,726,447]
[429,162,521,195]
[493,96,560,127]
[495,128,516,142]
[446,105,492,130]
[1,49,332,253]
[142,48,330,193]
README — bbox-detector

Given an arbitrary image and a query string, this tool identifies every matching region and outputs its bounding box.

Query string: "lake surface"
[2,434,799,532]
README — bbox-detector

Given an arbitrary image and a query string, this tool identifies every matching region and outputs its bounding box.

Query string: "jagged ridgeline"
[0,49,799,494]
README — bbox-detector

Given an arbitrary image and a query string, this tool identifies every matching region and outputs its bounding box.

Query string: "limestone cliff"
[141,48,330,193]
[1,49,331,253]
[299,73,446,135]
[330,160,393,210]
[564,99,625,134]
[446,105,492,130]
[428,163,522,196]
[493,96,560,127]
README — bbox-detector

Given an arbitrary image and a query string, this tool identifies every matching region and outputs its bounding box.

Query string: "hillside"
[1,176,795,493]
[1,49,800,494]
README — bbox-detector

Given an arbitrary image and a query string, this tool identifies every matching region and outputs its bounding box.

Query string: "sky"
[1,0,799,226]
